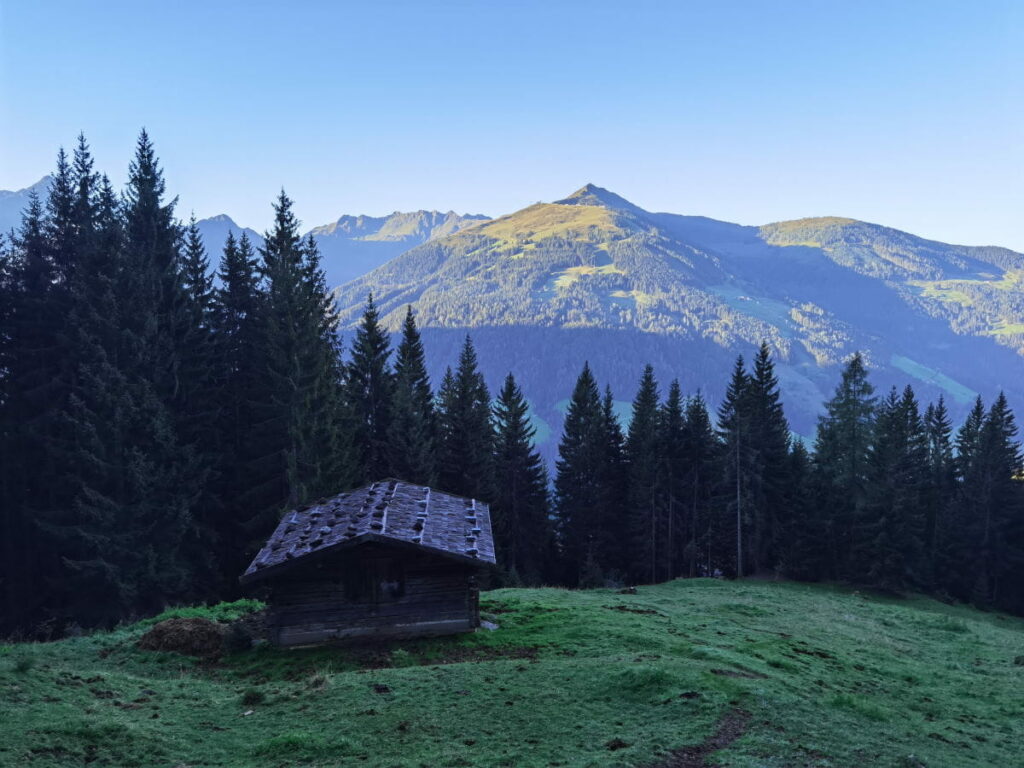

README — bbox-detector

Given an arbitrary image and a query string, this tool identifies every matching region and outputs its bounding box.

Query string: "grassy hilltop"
[2,580,1023,768]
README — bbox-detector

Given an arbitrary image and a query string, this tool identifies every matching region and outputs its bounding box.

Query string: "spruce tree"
[625,365,662,583]
[860,386,927,591]
[120,130,191,407]
[436,336,494,500]
[70,134,99,255]
[658,380,686,580]
[554,363,606,581]
[113,131,199,612]
[345,294,394,483]
[813,352,876,579]
[1,157,86,631]
[745,342,792,573]
[253,192,350,525]
[492,373,553,584]
[680,393,719,577]
[211,231,266,585]
[44,147,78,284]
[948,396,987,599]
[388,306,435,485]
[599,385,628,576]
[778,439,825,580]
[968,394,1024,609]
[178,215,220,549]
[717,356,750,577]
[923,397,956,591]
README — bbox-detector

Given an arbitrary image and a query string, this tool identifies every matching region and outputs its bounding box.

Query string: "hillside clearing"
[2,580,1023,768]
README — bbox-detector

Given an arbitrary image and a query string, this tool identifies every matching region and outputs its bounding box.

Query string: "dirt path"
[649,708,751,767]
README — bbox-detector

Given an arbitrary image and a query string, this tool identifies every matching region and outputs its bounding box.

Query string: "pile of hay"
[137,617,227,658]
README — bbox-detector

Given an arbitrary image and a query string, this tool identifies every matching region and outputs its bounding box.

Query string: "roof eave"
[239,532,496,587]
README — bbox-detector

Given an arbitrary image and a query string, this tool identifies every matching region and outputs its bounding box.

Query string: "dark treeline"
[2,135,1023,637]
[559,349,1024,620]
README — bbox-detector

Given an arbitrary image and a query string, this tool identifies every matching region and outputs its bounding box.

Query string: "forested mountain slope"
[334,184,1024,449]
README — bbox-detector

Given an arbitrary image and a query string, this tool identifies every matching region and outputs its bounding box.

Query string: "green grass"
[2,580,1023,767]
[889,354,978,405]
[480,203,624,246]
[909,281,976,307]
[136,598,266,627]
[987,321,1024,337]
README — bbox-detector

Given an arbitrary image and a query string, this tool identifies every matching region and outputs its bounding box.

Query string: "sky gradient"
[1,1,1022,248]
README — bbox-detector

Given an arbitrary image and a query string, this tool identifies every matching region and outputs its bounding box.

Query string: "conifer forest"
[2,135,1023,639]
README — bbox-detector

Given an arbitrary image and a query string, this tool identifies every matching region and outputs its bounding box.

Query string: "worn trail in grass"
[2,580,1023,767]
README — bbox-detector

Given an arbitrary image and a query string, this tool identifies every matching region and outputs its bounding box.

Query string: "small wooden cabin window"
[341,559,405,603]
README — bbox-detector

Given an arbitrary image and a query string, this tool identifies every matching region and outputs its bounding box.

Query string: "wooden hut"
[240,479,496,647]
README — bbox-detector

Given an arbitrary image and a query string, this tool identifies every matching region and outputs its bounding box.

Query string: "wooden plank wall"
[266,545,476,646]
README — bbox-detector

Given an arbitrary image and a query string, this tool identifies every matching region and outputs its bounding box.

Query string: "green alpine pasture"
[2,580,1023,768]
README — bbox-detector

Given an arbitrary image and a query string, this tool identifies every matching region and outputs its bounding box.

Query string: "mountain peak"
[555,183,646,216]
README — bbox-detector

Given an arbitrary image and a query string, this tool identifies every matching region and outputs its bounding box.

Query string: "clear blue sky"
[1,1,1021,248]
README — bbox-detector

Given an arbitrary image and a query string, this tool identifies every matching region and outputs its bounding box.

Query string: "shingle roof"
[240,479,496,584]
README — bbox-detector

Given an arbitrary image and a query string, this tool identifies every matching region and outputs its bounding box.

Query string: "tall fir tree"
[625,365,662,583]
[113,130,200,612]
[778,439,826,580]
[0,193,54,632]
[387,306,435,485]
[70,135,99,257]
[52,170,146,626]
[210,231,266,586]
[177,216,221,595]
[599,385,629,576]
[948,397,987,600]
[252,192,351,529]
[744,342,792,573]
[716,356,750,577]
[923,397,956,591]
[813,352,876,579]
[0,141,100,631]
[345,294,394,483]
[554,363,607,582]
[680,393,720,577]
[436,336,494,501]
[44,147,78,285]
[968,394,1024,609]
[492,373,553,584]
[657,380,687,581]
[859,386,927,591]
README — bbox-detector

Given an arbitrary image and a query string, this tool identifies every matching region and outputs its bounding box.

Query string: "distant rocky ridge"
[0,177,487,289]
[306,210,488,287]
[0,176,53,236]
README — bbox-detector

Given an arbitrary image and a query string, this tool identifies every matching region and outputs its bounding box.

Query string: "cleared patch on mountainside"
[548,262,625,290]
[890,354,977,404]
[759,216,858,248]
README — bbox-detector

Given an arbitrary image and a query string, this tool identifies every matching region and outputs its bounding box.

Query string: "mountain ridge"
[333,184,1024,459]
[0,179,486,289]
[4,175,1022,458]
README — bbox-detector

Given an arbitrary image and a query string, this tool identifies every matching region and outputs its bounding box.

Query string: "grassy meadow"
[2,580,1023,767]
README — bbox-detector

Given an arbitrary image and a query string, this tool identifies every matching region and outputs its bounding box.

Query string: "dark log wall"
[265,544,478,647]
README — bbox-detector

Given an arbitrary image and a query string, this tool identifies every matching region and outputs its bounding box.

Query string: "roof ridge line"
[381,480,397,536]
[418,486,431,544]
